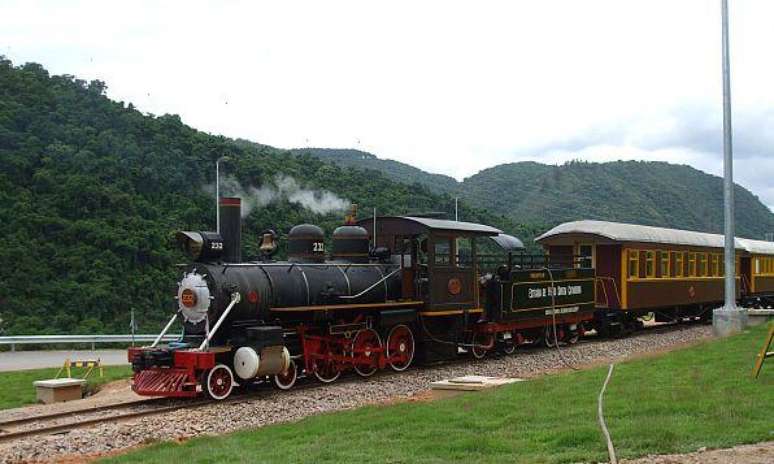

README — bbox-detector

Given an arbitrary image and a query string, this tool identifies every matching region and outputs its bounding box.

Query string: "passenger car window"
[645,251,655,278]
[674,252,684,277]
[628,250,639,278]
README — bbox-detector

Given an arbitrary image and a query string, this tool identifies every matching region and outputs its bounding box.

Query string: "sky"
[2,0,772,210]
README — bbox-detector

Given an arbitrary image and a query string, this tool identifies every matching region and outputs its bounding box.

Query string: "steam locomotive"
[128,198,595,399]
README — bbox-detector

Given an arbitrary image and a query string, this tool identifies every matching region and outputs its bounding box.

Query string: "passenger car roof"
[536,220,774,255]
[357,216,502,236]
[490,233,525,251]
[736,238,774,255]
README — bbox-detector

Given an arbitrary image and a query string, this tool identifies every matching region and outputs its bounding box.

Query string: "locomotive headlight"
[177,272,211,323]
[175,231,224,261]
[180,288,198,308]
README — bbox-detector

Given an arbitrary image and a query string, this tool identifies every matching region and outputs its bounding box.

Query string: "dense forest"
[0,58,529,335]
[301,150,774,238]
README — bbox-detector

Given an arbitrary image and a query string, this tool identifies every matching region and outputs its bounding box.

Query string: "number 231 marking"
[313,242,324,252]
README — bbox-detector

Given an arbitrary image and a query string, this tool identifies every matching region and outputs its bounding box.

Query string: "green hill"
[462,160,774,238]
[0,59,522,335]
[301,151,774,239]
[290,148,459,195]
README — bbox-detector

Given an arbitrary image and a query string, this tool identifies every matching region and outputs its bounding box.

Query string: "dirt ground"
[0,379,149,423]
[621,441,774,464]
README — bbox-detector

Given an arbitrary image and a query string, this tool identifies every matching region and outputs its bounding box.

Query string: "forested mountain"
[0,59,524,335]
[462,161,774,238]
[291,148,459,195]
[302,151,774,239]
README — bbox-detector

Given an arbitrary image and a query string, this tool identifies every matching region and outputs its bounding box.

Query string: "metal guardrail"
[0,334,180,351]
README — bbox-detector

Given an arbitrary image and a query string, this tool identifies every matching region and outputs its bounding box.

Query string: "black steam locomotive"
[129,198,595,400]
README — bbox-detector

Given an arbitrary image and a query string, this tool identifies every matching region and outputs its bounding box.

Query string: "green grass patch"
[106,325,774,463]
[0,365,132,410]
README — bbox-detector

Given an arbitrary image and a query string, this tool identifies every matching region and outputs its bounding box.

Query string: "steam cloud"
[205,175,349,217]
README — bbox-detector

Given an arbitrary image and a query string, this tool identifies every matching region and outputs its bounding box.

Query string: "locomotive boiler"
[129,198,407,399]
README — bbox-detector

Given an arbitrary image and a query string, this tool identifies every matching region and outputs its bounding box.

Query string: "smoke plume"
[205,175,349,217]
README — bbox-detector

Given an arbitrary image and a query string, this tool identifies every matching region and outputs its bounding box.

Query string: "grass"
[0,365,132,410]
[105,324,774,464]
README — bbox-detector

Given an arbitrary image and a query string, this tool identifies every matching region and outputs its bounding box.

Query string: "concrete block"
[33,378,86,404]
[747,309,774,326]
[713,307,748,337]
[430,375,524,400]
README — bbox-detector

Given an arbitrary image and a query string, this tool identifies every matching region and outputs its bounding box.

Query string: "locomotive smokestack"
[220,197,242,262]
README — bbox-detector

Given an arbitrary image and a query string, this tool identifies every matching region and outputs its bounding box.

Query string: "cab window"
[434,239,452,266]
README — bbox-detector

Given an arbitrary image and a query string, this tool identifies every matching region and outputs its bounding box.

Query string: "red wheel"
[352,329,382,377]
[313,340,342,383]
[273,359,297,390]
[386,324,415,372]
[205,364,234,400]
[471,333,493,359]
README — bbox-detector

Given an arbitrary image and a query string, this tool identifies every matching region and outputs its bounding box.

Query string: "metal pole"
[373,207,377,249]
[455,197,459,221]
[130,308,135,347]
[721,0,735,312]
[714,0,747,336]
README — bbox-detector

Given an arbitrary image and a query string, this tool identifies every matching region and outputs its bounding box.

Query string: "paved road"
[0,350,129,372]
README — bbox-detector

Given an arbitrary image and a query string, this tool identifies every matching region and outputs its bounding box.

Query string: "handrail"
[150,313,179,348]
[199,292,241,351]
[338,267,401,299]
[595,276,622,308]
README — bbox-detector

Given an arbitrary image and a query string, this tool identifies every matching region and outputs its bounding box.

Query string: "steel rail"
[0,398,168,429]
[0,399,215,443]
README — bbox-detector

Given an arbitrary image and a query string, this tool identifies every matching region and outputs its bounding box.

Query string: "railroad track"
[0,398,212,443]
[0,320,702,444]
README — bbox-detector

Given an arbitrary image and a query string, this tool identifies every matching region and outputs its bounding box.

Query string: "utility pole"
[713,0,747,336]
[216,156,229,233]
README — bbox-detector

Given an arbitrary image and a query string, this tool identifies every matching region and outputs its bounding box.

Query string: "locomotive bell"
[258,229,279,259]
[287,224,326,263]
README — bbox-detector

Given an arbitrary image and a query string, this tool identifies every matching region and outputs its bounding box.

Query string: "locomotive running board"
[270,300,423,312]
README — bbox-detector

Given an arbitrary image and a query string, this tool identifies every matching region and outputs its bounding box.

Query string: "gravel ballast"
[0,324,713,463]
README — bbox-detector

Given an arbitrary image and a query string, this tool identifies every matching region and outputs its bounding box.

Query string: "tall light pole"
[713,0,747,336]
[216,156,229,233]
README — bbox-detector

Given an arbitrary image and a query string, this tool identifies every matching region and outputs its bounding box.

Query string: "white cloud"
[1,0,772,209]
